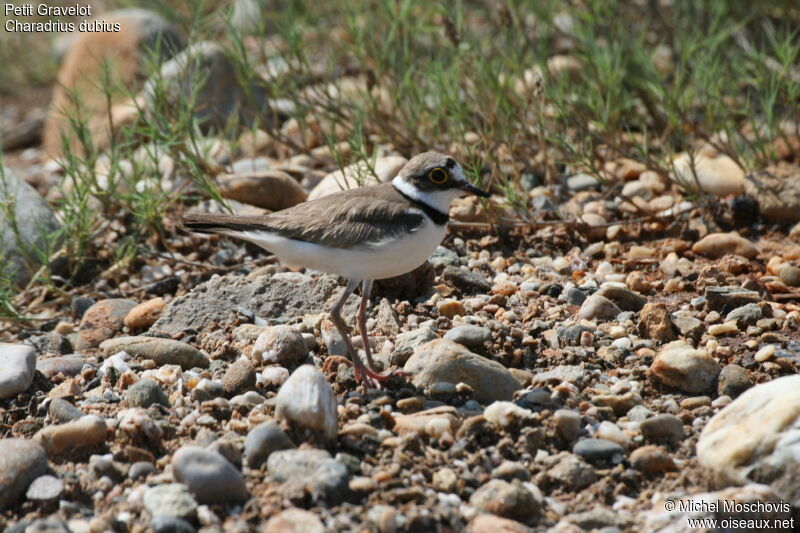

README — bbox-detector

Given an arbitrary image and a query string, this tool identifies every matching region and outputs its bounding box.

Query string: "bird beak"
[460,181,491,198]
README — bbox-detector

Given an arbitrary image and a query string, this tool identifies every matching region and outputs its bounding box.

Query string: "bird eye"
[428,167,448,184]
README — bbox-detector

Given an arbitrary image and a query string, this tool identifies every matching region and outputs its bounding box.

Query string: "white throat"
[391,175,461,214]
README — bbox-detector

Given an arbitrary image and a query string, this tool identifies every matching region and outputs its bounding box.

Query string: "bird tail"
[181,212,271,235]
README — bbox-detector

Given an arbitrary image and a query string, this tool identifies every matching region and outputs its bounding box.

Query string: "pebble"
[567,173,600,191]
[429,245,460,268]
[638,302,676,342]
[404,339,521,404]
[0,343,36,399]
[151,516,196,533]
[101,336,209,369]
[433,467,458,492]
[708,321,738,336]
[392,326,437,365]
[467,514,535,533]
[630,445,676,474]
[437,298,465,318]
[74,298,137,350]
[554,409,582,441]
[592,392,642,416]
[171,446,248,504]
[547,453,597,490]
[577,295,621,321]
[443,325,492,349]
[485,401,535,427]
[33,415,108,456]
[441,266,492,294]
[725,303,763,328]
[123,297,165,330]
[649,341,720,393]
[671,152,744,196]
[705,286,762,312]
[779,265,800,287]
[754,344,776,362]
[36,355,89,378]
[129,461,157,480]
[595,285,647,311]
[672,315,704,341]
[639,414,684,441]
[469,479,542,521]
[262,366,290,387]
[252,325,307,365]
[716,365,752,400]
[692,232,758,259]
[697,375,800,489]
[24,332,72,356]
[572,438,625,462]
[263,508,325,533]
[143,483,198,520]
[125,379,169,408]
[48,398,83,423]
[219,170,307,210]
[0,439,49,509]
[25,474,63,501]
[244,420,295,469]
[275,364,338,441]
[267,449,349,505]
[221,359,256,397]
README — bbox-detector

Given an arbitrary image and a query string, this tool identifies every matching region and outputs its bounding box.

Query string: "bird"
[182,151,490,385]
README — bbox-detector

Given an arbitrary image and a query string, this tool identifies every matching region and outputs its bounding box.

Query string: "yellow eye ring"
[428,167,448,184]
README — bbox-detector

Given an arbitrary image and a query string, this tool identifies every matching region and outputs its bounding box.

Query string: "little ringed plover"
[183,152,490,384]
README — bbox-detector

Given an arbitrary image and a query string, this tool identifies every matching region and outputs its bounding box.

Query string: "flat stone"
[275,365,338,441]
[440,266,492,294]
[546,454,597,490]
[218,170,307,211]
[672,315,703,341]
[74,299,137,350]
[101,336,209,369]
[0,439,49,509]
[467,515,533,533]
[150,516,196,533]
[404,339,521,404]
[33,415,108,457]
[244,420,295,469]
[0,343,36,399]
[392,326,437,365]
[705,286,762,313]
[429,246,460,268]
[267,449,349,505]
[36,355,89,378]
[443,325,492,349]
[150,273,356,335]
[649,341,720,393]
[572,438,625,462]
[171,446,248,504]
[143,483,198,520]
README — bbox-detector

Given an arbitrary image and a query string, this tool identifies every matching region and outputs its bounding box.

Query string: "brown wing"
[182,184,426,249]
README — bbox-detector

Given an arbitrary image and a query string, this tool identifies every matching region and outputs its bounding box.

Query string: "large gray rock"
[697,375,800,506]
[144,41,271,134]
[404,339,521,404]
[0,439,49,509]
[0,343,36,399]
[0,167,61,286]
[150,273,356,335]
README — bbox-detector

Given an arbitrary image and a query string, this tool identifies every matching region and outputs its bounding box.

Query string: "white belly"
[233,219,446,280]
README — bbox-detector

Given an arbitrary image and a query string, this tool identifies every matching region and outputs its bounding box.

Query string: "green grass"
[1,0,799,324]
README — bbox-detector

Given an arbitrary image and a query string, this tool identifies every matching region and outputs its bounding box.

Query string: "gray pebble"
[244,421,295,469]
[144,483,198,520]
[443,325,491,349]
[572,438,625,462]
[125,379,170,408]
[639,414,684,441]
[171,446,248,504]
